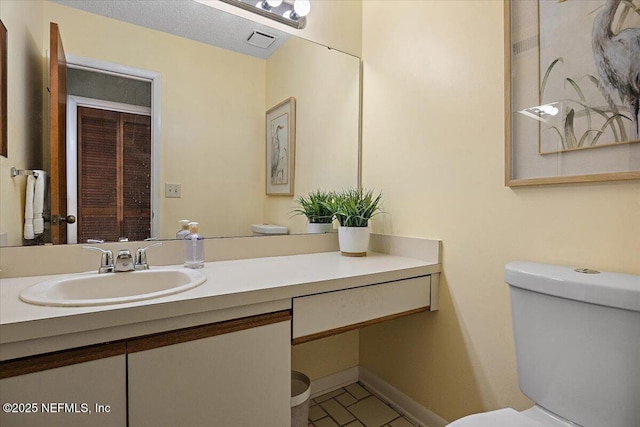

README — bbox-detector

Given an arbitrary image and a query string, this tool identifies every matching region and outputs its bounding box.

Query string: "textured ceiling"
[50,0,290,59]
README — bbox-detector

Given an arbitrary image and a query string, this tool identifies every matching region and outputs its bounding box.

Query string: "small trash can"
[291,371,311,427]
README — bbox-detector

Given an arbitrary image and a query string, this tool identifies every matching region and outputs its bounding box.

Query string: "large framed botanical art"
[505,0,640,186]
[266,97,296,196]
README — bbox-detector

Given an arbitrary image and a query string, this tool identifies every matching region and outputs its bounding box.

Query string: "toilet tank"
[505,262,640,427]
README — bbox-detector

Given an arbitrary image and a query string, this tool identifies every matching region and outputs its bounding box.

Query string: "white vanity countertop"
[0,251,439,359]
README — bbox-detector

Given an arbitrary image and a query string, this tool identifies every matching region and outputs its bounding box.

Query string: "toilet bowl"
[447,262,640,427]
[250,223,289,235]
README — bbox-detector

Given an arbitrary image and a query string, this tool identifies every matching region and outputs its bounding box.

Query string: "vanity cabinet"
[127,311,291,427]
[0,344,127,427]
[1,242,441,427]
[0,312,291,427]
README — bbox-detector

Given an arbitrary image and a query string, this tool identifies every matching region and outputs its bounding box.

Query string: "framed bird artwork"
[266,97,296,196]
[505,0,640,186]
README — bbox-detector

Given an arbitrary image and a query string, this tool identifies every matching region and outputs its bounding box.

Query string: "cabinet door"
[128,313,291,427]
[0,350,126,427]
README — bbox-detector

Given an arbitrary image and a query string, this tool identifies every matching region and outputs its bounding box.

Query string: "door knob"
[51,214,76,225]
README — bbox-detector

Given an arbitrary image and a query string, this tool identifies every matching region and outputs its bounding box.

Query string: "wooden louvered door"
[121,113,152,241]
[77,107,151,243]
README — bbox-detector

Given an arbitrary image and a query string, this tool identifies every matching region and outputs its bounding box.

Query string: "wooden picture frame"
[266,97,295,196]
[0,20,7,158]
[505,0,640,186]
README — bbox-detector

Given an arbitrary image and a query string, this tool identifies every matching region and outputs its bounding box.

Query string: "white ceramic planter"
[337,226,370,257]
[306,223,334,234]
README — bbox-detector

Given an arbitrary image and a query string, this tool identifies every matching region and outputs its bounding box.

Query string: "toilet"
[250,223,289,235]
[448,262,640,427]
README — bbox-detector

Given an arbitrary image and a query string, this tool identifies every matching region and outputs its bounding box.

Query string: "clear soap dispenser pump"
[184,222,204,269]
[176,219,190,239]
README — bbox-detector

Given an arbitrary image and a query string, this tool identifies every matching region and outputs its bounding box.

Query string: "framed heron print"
[505,0,640,186]
[266,97,296,196]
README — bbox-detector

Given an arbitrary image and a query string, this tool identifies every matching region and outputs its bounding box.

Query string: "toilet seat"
[447,408,542,427]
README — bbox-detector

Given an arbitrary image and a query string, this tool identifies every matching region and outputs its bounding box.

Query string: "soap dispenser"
[176,219,190,239]
[184,222,204,269]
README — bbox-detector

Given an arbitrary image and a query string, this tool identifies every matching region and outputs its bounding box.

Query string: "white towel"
[23,175,36,240]
[33,170,46,235]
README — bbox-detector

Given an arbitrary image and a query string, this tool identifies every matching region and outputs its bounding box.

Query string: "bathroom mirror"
[0,0,360,247]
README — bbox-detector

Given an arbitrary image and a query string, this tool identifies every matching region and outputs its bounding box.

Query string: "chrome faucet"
[115,249,135,272]
[134,242,163,270]
[85,242,163,273]
[83,246,115,274]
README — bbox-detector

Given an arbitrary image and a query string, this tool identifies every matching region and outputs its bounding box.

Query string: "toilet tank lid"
[505,261,640,312]
[251,224,289,234]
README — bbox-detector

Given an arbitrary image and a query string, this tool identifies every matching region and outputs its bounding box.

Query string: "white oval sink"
[19,268,207,307]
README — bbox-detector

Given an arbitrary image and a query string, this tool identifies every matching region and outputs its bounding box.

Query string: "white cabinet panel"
[0,354,126,427]
[128,319,291,427]
[293,276,430,341]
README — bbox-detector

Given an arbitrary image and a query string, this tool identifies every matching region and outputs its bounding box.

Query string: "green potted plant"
[293,190,335,234]
[325,188,383,256]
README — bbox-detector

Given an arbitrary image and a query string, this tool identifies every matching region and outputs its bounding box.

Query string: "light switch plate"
[165,183,181,198]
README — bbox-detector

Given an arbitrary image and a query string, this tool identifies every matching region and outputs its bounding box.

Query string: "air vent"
[247,30,277,49]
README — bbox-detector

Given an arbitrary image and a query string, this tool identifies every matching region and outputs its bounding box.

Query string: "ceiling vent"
[247,30,277,49]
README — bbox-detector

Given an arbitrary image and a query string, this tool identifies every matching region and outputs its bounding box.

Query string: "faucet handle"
[83,246,114,274]
[135,242,163,270]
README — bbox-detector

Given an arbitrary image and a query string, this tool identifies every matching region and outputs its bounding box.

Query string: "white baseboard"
[359,367,449,427]
[308,366,449,427]
[309,366,360,399]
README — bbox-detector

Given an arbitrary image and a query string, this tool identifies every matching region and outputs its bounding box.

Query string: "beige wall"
[43,2,266,240]
[264,36,360,233]
[359,0,640,422]
[0,0,45,246]
[292,330,359,381]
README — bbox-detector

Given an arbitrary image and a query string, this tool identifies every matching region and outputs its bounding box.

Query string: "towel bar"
[10,167,39,177]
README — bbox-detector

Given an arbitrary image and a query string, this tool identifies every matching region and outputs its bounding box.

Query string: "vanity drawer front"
[292,276,430,343]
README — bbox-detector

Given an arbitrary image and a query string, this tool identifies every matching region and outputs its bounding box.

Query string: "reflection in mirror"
[0,19,6,158]
[0,0,360,247]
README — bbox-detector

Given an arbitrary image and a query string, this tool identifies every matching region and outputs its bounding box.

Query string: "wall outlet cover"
[165,183,182,198]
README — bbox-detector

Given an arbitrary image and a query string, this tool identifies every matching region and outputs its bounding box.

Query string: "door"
[127,313,291,427]
[49,22,67,244]
[0,344,127,426]
[77,107,151,242]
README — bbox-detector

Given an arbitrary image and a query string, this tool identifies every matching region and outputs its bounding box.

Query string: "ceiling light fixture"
[219,0,310,29]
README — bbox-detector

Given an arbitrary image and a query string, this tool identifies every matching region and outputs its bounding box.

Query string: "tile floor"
[308,382,419,427]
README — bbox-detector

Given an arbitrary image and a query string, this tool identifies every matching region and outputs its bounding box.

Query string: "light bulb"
[266,0,283,7]
[293,0,311,17]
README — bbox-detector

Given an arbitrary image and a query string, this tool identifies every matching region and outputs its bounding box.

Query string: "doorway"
[64,56,161,243]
